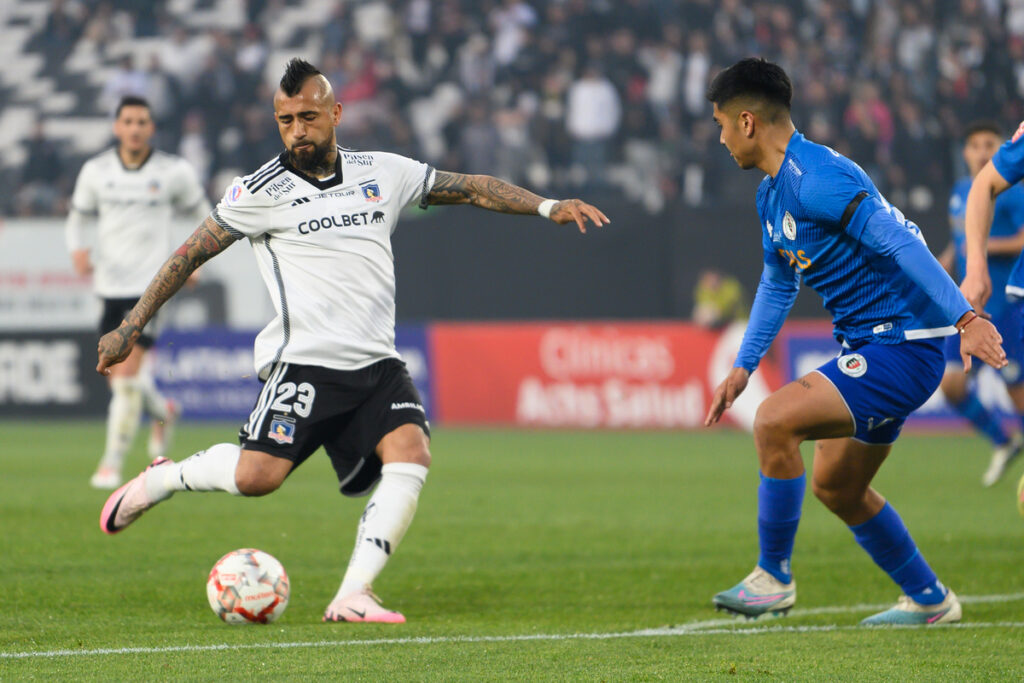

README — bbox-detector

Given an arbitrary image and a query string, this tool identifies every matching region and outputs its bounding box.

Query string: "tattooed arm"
[426,171,610,233]
[97,217,238,374]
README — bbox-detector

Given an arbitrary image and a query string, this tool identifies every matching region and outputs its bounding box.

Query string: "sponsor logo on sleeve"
[837,353,867,378]
[226,184,243,204]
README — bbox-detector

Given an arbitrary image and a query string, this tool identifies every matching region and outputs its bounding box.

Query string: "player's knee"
[234,467,286,497]
[380,425,431,468]
[811,479,860,516]
[753,403,797,451]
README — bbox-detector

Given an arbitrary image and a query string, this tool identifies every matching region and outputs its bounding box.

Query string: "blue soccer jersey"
[948,177,1024,317]
[992,126,1024,299]
[735,131,972,372]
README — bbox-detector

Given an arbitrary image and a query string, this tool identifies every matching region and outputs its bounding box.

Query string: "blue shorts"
[815,338,944,445]
[942,303,1024,385]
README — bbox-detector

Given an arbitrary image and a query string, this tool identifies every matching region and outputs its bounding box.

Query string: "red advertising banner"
[431,322,781,429]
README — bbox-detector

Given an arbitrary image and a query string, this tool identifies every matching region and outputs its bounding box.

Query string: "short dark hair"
[280,58,322,96]
[115,95,150,118]
[705,57,792,119]
[964,119,1002,141]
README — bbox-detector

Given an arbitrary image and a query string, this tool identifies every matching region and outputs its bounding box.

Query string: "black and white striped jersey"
[212,148,434,377]
[66,147,210,297]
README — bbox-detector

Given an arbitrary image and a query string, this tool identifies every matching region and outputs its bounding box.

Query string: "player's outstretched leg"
[982,432,1024,487]
[713,473,802,618]
[324,462,428,624]
[100,443,244,534]
[854,502,962,625]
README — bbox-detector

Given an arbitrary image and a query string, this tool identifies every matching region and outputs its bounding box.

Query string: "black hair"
[115,95,151,118]
[280,57,323,96]
[705,57,792,118]
[964,119,1002,141]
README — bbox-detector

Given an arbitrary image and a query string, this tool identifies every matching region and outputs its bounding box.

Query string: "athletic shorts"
[943,303,1024,385]
[100,297,156,348]
[815,338,944,445]
[238,359,429,497]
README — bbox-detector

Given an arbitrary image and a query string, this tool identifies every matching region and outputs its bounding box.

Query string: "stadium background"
[1,0,1020,426]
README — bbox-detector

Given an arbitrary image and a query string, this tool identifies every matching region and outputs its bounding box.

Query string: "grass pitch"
[1,422,1023,680]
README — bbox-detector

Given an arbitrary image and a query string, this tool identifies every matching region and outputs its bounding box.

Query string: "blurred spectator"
[692,269,747,330]
[100,56,149,116]
[16,120,64,216]
[566,64,621,190]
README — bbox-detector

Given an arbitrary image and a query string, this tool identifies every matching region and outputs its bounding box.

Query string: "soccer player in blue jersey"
[938,122,1024,486]
[702,58,1007,625]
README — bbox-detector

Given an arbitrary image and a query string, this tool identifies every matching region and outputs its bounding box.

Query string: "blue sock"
[757,472,805,584]
[850,502,946,605]
[953,393,1009,446]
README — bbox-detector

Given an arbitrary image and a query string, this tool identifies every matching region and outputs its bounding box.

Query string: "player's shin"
[143,443,242,502]
[333,462,428,599]
[757,472,805,583]
[99,375,144,474]
[849,501,947,605]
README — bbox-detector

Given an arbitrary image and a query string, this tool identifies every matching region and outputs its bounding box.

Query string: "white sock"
[333,462,428,600]
[138,361,169,421]
[145,443,241,502]
[99,376,143,473]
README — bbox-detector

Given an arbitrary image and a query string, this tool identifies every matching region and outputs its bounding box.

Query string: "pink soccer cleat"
[100,457,174,535]
[323,589,406,624]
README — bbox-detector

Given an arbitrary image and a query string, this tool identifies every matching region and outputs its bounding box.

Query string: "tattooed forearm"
[121,217,238,337]
[427,171,545,214]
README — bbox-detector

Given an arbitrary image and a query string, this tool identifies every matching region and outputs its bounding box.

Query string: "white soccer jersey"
[66,148,210,298]
[212,148,435,376]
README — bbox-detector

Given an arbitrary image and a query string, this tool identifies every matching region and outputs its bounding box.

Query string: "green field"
[2,422,1023,680]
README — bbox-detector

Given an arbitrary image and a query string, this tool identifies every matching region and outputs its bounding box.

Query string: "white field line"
[3,591,1023,661]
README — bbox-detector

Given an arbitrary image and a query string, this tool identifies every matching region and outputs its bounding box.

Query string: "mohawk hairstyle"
[706,57,792,118]
[115,95,151,118]
[280,58,323,96]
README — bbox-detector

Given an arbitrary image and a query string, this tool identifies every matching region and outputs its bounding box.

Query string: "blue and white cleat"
[860,590,961,626]
[712,566,796,619]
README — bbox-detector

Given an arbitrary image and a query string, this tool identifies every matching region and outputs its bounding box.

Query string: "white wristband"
[537,199,557,219]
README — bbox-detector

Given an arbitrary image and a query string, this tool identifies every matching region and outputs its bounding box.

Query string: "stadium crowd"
[11,0,1024,216]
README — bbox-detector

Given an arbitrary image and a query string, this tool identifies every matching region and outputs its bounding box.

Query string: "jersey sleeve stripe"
[249,168,287,193]
[243,161,284,189]
[210,207,246,239]
[840,191,869,230]
[417,166,435,210]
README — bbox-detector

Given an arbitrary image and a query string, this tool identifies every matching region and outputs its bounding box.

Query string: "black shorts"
[100,297,156,349]
[238,359,430,497]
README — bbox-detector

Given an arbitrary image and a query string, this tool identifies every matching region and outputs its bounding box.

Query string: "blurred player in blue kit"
[703,58,1007,625]
[937,122,1024,486]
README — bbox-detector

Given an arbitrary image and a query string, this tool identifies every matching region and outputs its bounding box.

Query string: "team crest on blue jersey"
[838,353,867,378]
[361,182,383,202]
[783,211,797,240]
[268,416,296,444]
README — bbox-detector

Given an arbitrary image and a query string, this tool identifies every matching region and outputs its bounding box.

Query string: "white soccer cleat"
[860,590,962,626]
[90,466,122,490]
[712,566,796,619]
[100,457,174,534]
[982,432,1024,487]
[323,589,406,624]
[148,398,181,459]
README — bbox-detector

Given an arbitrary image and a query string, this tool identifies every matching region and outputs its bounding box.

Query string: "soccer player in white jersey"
[95,59,609,623]
[66,96,211,490]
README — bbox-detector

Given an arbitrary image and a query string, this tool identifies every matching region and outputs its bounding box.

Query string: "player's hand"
[548,199,610,233]
[960,270,991,312]
[71,249,93,277]
[705,366,750,426]
[958,313,1006,372]
[96,323,138,375]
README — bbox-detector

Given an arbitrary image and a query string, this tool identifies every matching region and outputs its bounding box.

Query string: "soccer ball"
[206,549,289,624]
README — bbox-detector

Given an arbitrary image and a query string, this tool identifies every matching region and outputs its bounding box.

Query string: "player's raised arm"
[425,171,609,233]
[97,216,238,374]
[962,160,1014,310]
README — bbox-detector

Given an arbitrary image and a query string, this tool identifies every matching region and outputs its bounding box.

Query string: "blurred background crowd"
[7,0,1024,217]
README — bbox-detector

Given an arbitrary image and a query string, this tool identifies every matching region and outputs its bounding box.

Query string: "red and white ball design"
[206,549,289,624]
